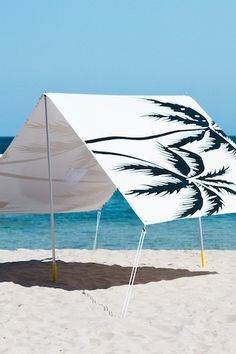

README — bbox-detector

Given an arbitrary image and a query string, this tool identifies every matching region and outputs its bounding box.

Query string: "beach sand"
[0,249,236,353]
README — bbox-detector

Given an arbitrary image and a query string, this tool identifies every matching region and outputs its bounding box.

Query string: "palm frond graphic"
[116,161,236,218]
[145,99,236,155]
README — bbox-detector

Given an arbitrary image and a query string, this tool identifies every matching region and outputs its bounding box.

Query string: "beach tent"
[0,93,236,316]
[1,93,236,220]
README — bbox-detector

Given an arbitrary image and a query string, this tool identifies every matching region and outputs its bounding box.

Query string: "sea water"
[0,137,236,250]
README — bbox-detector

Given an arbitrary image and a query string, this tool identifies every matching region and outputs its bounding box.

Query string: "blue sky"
[0,0,236,135]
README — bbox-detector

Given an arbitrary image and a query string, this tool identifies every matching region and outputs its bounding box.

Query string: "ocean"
[0,136,236,250]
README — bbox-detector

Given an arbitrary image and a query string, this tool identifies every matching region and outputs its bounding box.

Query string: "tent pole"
[198,217,205,267]
[121,225,147,319]
[44,94,57,282]
[93,208,102,250]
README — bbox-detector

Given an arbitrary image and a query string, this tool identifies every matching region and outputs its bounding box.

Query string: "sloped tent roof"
[0,93,236,225]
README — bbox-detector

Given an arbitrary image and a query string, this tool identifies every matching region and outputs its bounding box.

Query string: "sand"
[0,249,236,354]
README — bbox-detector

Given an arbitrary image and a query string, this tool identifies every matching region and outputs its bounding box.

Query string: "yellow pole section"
[200,249,205,268]
[52,261,58,282]
[198,217,205,268]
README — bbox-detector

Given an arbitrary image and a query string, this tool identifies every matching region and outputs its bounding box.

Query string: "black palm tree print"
[117,161,236,218]
[145,99,236,156]
[85,98,236,219]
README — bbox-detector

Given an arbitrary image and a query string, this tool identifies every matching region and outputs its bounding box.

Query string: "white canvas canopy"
[1,93,236,224]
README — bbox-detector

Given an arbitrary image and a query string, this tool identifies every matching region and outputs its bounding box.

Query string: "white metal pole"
[198,217,205,267]
[93,208,102,250]
[121,225,147,318]
[44,93,57,281]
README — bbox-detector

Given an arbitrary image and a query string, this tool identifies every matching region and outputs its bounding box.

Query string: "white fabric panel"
[47,93,236,224]
[0,96,116,214]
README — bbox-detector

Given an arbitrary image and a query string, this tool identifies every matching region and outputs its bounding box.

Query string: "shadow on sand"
[0,260,217,290]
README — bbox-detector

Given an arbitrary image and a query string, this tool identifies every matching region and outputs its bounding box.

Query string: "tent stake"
[198,217,205,267]
[44,94,57,282]
[93,208,102,250]
[121,225,147,319]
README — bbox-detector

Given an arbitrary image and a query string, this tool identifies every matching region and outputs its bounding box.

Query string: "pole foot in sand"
[52,261,58,282]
